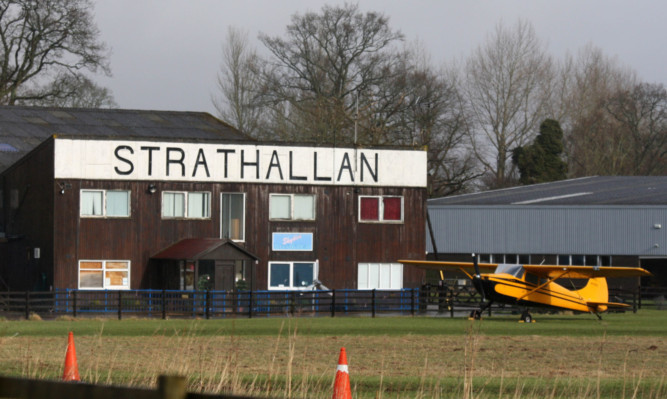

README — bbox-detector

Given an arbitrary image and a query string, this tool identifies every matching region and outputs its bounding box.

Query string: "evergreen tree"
[512,119,567,184]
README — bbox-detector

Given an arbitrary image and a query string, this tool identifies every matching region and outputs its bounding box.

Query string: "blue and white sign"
[272,233,314,251]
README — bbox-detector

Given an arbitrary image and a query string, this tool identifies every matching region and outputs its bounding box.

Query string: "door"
[215,260,236,291]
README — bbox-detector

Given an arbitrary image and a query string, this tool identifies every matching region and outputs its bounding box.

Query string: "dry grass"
[0,317,665,398]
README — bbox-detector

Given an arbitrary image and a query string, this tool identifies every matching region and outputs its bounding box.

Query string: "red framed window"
[359,196,403,223]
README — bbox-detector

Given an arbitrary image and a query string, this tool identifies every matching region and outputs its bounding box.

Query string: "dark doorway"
[641,258,667,287]
[215,260,236,291]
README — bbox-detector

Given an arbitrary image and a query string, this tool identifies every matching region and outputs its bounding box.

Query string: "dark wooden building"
[0,107,427,292]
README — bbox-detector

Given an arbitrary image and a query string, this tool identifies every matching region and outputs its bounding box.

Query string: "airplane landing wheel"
[469,309,482,320]
[520,310,532,323]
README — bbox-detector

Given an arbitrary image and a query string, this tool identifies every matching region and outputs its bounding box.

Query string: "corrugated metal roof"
[0,106,254,172]
[426,206,667,256]
[429,176,667,206]
[151,238,259,260]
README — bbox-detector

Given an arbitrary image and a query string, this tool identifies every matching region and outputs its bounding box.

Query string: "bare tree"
[212,27,264,138]
[463,20,553,189]
[0,0,111,106]
[257,3,403,144]
[556,44,637,176]
[379,48,480,196]
[604,82,667,175]
[27,74,116,108]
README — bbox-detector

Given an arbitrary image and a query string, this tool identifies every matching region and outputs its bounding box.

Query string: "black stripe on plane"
[486,277,590,308]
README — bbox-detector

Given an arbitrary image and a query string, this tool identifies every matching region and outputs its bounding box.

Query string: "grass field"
[0,311,665,398]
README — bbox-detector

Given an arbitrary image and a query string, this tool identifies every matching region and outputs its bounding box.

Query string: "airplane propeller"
[472,254,486,303]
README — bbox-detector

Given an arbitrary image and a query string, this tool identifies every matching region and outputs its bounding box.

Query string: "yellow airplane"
[399,256,652,321]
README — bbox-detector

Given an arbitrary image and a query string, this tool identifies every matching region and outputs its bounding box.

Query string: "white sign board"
[54,139,427,187]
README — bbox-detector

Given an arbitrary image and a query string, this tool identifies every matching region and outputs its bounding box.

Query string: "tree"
[512,119,567,184]
[463,20,553,189]
[212,5,481,196]
[257,3,403,144]
[555,44,637,176]
[33,74,116,108]
[212,27,264,138]
[0,0,111,106]
[377,50,480,196]
[604,82,667,175]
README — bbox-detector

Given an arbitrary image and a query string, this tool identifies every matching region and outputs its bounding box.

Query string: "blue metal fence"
[0,285,656,320]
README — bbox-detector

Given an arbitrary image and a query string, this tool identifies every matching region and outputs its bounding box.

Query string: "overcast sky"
[92,0,666,116]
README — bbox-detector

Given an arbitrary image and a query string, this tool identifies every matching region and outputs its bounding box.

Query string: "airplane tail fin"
[576,277,610,312]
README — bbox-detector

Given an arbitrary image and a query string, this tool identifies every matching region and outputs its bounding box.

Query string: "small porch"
[151,238,259,291]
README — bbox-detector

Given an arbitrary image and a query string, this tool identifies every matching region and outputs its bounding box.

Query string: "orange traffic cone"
[62,331,80,381]
[332,347,351,399]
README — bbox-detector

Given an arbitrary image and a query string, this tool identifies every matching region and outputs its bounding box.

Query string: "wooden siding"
[0,139,55,290]
[51,180,426,290]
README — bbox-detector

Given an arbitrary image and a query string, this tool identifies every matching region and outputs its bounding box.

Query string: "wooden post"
[24,291,30,319]
[161,289,167,320]
[158,375,187,399]
[248,290,253,318]
[331,289,336,317]
[117,291,122,320]
[410,288,415,316]
[205,290,210,319]
[371,289,376,318]
[72,290,77,318]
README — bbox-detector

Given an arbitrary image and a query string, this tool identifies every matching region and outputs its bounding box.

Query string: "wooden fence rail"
[0,375,257,399]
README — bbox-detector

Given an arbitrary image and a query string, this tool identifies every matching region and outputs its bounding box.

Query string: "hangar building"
[426,176,667,288]
[0,106,427,292]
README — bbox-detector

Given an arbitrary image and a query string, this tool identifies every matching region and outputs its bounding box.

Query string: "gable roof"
[151,238,259,261]
[0,106,253,172]
[429,176,667,206]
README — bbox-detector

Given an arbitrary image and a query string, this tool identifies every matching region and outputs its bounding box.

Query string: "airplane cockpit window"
[495,263,524,278]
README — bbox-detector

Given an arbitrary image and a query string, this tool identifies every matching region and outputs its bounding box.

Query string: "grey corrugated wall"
[427,206,667,256]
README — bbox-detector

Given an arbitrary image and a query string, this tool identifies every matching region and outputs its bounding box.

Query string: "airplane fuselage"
[477,273,598,313]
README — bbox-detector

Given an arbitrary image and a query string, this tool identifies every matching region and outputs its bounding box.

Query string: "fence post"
[24,291,30,319]
[205,290,211,319]
[248,290,253,319]
[118,291,122,320]
[331,289,336,317]
[157,375,187,399]
[637,285,642,310]
[72,290,77,318]
[371,289,376,318]
[290,291,296,316]
[410,288,415,316]
[161,289,167,320]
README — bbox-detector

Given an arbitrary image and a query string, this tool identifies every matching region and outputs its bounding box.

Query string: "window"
[162,191,210,219]
[359,196,403,223]
[268,261,317,290]
[221,193,245,241]
[558,255,612,266]
[357,263,403,289]
[80,190,130,217]
[79,260,130,290]
[269,194,315,221]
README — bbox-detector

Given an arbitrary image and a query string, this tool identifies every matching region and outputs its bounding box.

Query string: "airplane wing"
[397,260,499,275]
[522,265,652,279]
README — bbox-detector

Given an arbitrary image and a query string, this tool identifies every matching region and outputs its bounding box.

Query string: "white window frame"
[269,193,316,221]
[80,189,131,218]
[78,260,131,290]
[358,195,404,223]
[357,262,403,290]
[161,191,211,219]
[220,192,246,242]
[267,260,318,290]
